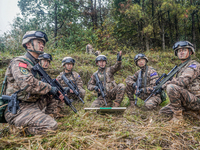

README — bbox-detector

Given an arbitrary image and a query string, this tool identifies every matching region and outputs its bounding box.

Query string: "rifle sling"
[144,65,148,93]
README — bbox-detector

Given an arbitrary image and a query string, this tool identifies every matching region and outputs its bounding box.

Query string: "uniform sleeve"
[87,74,96,91]
[11,60,51,95]
[141,69,159,94]
[125,71,138,86]
[165,65,199,88]
[110,61,122,74]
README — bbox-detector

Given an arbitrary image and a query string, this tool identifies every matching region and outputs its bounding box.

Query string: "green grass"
[0,50,200,149]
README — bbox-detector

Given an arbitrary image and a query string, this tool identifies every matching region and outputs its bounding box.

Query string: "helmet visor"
[39,53,52,61]
[173,41,193,50]
[62,58,75,64]
[134,53,145,61]
[96,56,107,61]
[23,31,48,42]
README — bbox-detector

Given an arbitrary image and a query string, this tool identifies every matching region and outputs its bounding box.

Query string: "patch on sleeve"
[150,72,158,77]
[78,75,80,77]
[189,64,196,68]
[19,62,27,68]
[19,67,29,75]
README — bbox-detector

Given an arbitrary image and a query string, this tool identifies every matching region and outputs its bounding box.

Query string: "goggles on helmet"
[172,41,193,50]
[96,56,107,62]
[62,58,75,64]
[23,31,48,42]
[134,53,146,61]
[39,53,52,61]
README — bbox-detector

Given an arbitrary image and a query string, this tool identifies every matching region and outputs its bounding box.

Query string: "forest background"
[0,0,200,53]
[1,0,200,149]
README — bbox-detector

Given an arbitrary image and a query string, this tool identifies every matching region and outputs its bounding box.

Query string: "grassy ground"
[0,50,200,149]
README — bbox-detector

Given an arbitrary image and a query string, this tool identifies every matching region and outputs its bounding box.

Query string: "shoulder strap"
[0,76,7,96]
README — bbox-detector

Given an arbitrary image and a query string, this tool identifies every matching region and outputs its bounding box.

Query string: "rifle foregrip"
[12,107,17,114]
[2,95,11,101]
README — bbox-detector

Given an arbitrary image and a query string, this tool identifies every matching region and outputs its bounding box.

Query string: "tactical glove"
[117,52,122,61]
[94,86,99,92]
[50,86,58,95]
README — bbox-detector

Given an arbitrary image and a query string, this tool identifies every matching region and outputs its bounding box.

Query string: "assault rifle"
[94,73,107,106]
[1,90,21,114]
[144,65,178,103]
[32,64,77,113]
[61,74,85,104]
[134,70,143,105]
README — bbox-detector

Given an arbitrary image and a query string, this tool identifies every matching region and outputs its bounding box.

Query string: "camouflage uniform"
[4,52,57,135]
[56,71,85,110]
[126,66,162,109]
[88,61,125,107]
[160,59,200,115]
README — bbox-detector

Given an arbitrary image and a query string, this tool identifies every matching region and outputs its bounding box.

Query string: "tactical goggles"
[39,53,52,61]
[62,58,75,64]
[23,31,49,42]
[134,53,145,61]
[96,56,107,61]
[172,41,193,50]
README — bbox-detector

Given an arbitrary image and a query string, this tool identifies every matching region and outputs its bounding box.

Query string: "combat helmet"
[22,31,48,54]
[62,57,75,66]
[95,55,107,63]
[173,41,195,56]
[134,53,148,66]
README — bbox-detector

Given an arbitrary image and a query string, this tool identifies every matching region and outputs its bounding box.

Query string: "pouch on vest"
[160,90,167,102]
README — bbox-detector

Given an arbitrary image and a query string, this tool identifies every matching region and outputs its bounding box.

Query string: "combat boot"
[169,110,184,125]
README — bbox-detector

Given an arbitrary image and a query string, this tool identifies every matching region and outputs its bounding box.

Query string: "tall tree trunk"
[168,11,173,45]
[94,0,97,29]
[90,0,94,30]
[192,11,196,49]
[54,2,58,47]
[175,15,179,41]
[99,0,102,28]
[162,23,165,51]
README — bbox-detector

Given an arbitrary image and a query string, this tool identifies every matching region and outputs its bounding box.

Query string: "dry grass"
[0,50,200,149]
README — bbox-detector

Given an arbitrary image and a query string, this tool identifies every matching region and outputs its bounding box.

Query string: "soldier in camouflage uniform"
[159,41,200,124]
[56,57,85,113]
[88,51,125,107]
[126,54,162,110]
[4,31,64,135]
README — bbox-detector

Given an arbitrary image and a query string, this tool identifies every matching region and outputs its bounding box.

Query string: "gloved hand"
[94,86,99,92]
[64,87,70,93]
[117,52,122,61]
[132,83,136,89]
[50,86,58,95]
[136,88,143,96]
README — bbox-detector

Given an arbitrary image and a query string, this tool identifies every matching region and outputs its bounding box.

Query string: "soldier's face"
[97,60,106,68]
[26,39,45,52]
[40,59,50,69]
[64,63,74,71]
[137,59,146,67]
[177,48,190,60]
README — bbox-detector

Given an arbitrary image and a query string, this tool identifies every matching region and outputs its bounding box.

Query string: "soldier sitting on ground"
[159,41,200,124]
[56,57,85,114]
[125,53,162,110]
[4,31,64,135]
[87,51,125,107]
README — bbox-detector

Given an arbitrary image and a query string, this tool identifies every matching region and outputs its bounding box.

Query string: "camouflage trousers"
[159,84,200,115]
[5,96,57,135]
[91,83,125,107]
[57,88,85,112]
[126,84,162,110]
